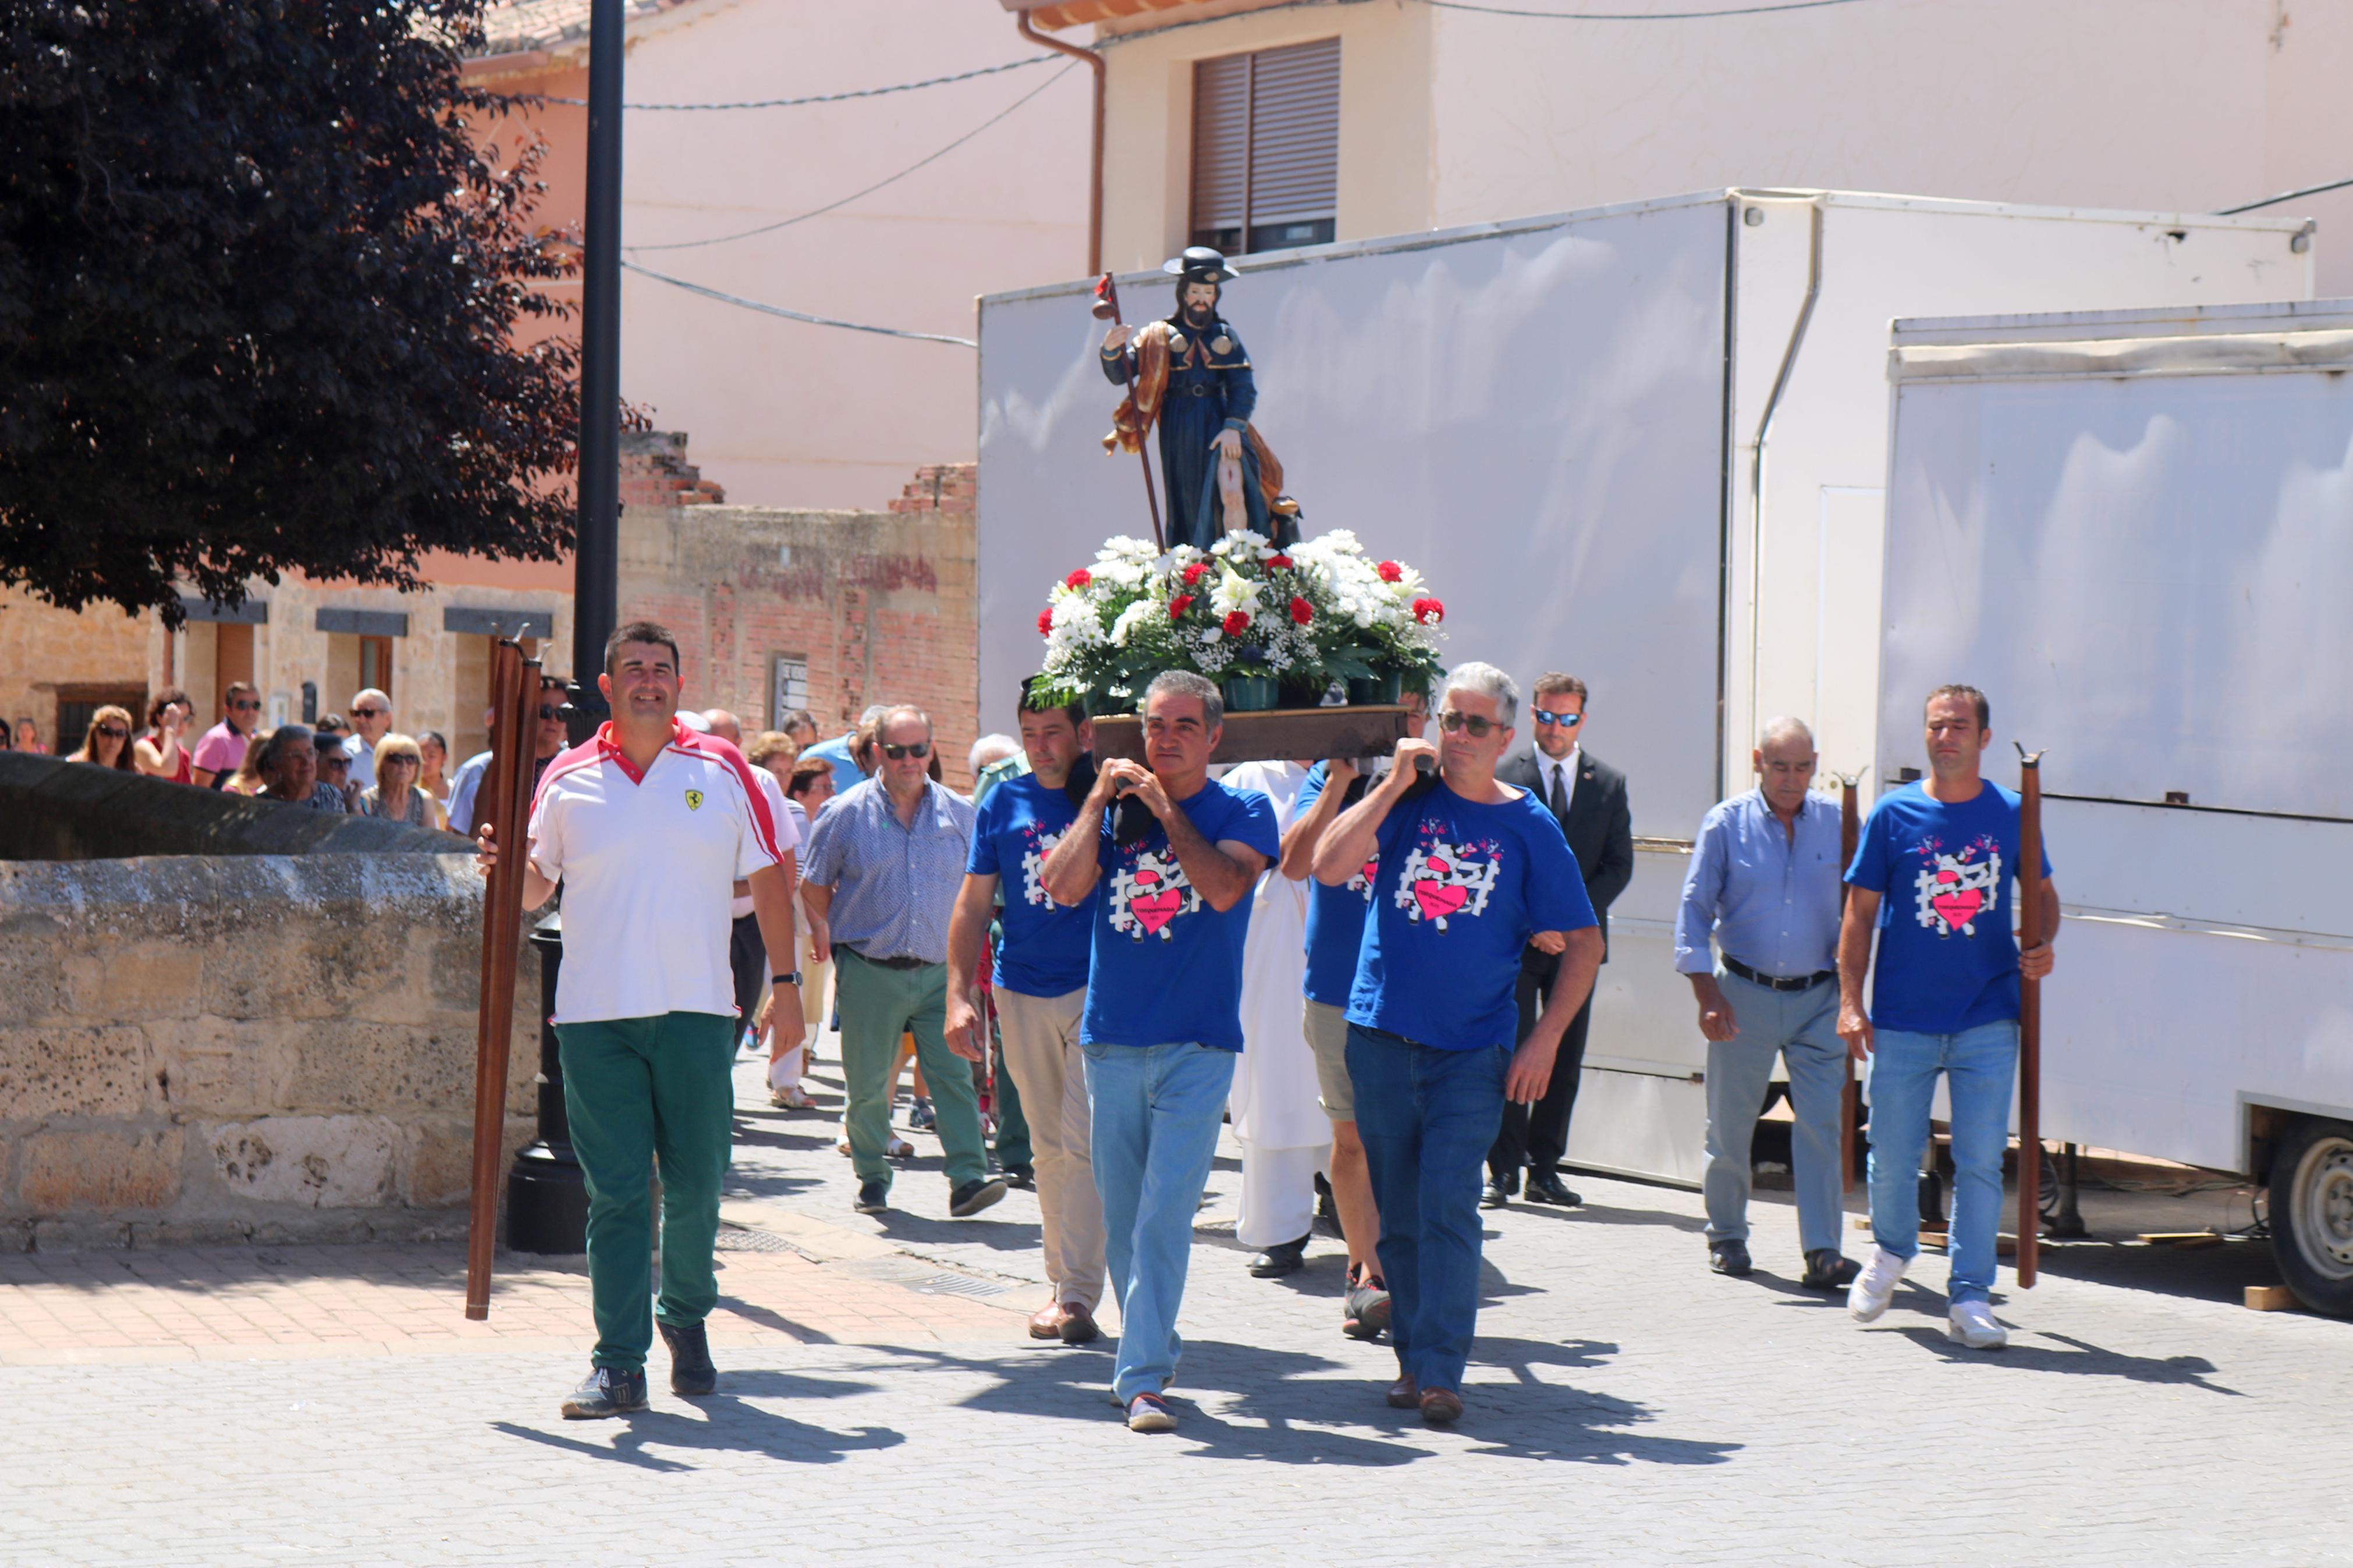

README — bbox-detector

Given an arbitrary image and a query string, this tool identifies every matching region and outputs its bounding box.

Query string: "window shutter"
[1245,37,1339,232]
[1190,53,1251,243]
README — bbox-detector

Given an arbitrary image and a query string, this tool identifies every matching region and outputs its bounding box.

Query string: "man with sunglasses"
[1039,670,1279,1434]
[346,688,392,790]
[1484,673,1633,1210]
[1314,663,1602,1425]
[447,677,571,837]
[801,705,1001,1221]
[191,682,262,789]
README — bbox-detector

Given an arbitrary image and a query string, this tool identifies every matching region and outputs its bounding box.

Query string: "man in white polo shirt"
[479,620,800,1420]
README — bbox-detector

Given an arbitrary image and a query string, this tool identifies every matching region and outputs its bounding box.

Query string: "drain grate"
[712,1224,807,1256]
[907,1272,1010,1299]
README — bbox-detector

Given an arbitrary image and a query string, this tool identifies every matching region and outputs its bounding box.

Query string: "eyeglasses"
[352,706,384,720]
[1436,710,1500,738]
[538,705,563,721]
[230,699,260,712]
[880,741,931,760]
[1532,708,1582,728]
[96,726,129,739]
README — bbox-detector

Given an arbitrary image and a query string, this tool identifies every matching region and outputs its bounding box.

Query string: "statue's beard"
[1183,301,1215,329]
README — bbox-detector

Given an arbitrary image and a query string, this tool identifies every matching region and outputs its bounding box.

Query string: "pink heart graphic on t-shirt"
[1932,886,1982,930]
[1128,869,1182,933]
[1414,880,1467,922]
[1360,861,1378,884]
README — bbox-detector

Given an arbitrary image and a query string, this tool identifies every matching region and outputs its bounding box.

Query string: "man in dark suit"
[1484,673,1635,1208]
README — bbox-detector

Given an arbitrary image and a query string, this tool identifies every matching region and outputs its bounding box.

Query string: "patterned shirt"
[800,776,975,965]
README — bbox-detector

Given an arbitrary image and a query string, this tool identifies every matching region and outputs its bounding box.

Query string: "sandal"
[1802,1249,1861,1290]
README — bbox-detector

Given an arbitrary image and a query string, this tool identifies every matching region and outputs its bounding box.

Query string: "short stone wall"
[0,852,537,1250]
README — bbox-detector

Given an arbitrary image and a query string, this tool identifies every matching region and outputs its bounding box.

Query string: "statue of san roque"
[1101,247,1300,552]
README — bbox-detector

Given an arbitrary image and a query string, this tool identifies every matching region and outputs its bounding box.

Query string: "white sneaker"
[1946,1299,2009,1350]
[1847,1245,1907,1322]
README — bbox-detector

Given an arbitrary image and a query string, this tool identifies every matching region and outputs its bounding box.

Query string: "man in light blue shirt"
[1674,716,1854,1290]
[800,705,885,798]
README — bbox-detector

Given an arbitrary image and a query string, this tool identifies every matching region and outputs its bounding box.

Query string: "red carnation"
[1412,596,1445,624]
[1181,561,1208,586]
[1266,554,1293,569]
[1038,608,1055,637]
[1376,560,1404,583]
[1169,594,1195,619]
[1222,610,1251,637]
[1064,567,1092,589]
[1289,596,1315,625]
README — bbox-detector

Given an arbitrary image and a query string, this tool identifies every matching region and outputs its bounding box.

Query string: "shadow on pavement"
[1883,1324,2246,1394]
[489,1373,902,1470]
[1456,1336,1740,1467]
[869,1209,1045,1254]
[1495,1199,1709,1236]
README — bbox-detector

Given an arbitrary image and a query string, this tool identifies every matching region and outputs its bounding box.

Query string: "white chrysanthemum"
[1108,599,1155,648]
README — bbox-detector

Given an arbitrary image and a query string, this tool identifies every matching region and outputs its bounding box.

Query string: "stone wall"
[620,449,983,788]
[0,852,537,1250]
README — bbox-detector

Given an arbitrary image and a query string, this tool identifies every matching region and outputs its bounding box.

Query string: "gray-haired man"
[1674,717,1854,1288]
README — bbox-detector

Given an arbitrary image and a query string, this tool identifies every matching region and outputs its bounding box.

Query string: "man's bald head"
[701,709,741,746]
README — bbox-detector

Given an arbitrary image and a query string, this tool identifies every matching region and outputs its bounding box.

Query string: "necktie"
[1548,760,1568,823]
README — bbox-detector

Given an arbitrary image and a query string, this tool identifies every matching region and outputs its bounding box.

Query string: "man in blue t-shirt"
[1839,684,2058,1352]
[1283,686,1429,1341]
[1040,671,1279,1435]
[1312,662,1601,1427]
[946,686,1106,1348]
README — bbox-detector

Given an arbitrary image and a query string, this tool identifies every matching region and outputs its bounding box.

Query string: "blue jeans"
[1347,1025,1509,1393]
[1864,1021,2020,1305]
[1082,1040,1236,1404]
[1702,969,1847,1256]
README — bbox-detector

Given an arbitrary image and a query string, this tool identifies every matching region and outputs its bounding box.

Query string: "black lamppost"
[505,0,624,1256]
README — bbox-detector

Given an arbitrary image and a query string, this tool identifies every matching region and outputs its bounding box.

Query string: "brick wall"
[619,442,981,789]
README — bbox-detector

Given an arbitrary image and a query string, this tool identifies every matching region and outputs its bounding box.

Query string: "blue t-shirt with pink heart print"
[1846,780,2053,1036]
[1346,781,1596,1053]
[1080,778,1281,1052]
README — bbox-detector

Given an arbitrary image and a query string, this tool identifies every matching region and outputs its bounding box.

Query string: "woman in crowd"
[356,734,437,826]
[417,731,454,822]
[14,717,47,755]
[66,706,137,771]
[748,733,820,1110]
[230,729,275,796]
[133,690,195,783]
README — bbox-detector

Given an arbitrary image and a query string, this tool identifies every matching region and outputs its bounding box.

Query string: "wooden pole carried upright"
[1839,774,1861,1195]
[2014,743,2046,1289]
[464,638,542,1320]
[1092,273,1166,552]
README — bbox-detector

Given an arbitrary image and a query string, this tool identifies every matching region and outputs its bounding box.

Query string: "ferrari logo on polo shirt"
[684,788,704,811]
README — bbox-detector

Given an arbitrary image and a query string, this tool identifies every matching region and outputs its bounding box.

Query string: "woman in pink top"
[134,690,195,783]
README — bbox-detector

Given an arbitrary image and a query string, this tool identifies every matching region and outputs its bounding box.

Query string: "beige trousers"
[995,986,1106,1310]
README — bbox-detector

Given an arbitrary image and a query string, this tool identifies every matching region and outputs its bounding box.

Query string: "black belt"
[844,947,930,972]
[1723,955,1834,993]
[1177,384,1216,397]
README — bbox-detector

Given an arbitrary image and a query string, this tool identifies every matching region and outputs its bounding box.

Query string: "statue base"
[1090,705,1414,767]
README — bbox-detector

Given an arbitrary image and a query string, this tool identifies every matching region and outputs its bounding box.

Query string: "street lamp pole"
[568,0,623,737]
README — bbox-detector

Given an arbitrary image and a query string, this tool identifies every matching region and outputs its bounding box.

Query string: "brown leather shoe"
[1385,1374,1420,1410]
[1028,1300,1067,1341]
[1058,1302,1101,1346]
[1419,1387,1463,1426]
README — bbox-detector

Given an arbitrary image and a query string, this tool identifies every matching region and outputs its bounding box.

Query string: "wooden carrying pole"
[1839,776,1861,1194]
[2014,744,2046,1289]
[464,639,542,1320]
[1092,273,1166,551]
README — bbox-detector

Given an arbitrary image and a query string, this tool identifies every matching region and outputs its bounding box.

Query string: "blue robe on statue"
[1102,314,1270,553]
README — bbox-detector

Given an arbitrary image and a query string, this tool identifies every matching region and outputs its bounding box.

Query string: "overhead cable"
[2214,175,2353,216]
[620,260,977,347]
[1419,0,1874,17]
[541,52,1057,111]
[626,62,1076,254]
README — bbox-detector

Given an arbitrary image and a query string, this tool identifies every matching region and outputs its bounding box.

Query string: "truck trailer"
[975,189,2313,1186]
[1880,298,2353,1313]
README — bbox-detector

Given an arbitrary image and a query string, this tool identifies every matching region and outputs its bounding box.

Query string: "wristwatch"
[772,971,803,987]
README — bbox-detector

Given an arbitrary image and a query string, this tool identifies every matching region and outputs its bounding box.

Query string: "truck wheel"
[2270,1117,2353,1317]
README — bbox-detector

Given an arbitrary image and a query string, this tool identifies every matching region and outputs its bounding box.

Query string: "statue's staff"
[1092,272,1166,552]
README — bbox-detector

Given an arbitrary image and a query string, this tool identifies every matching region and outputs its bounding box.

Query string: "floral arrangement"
[1032,528,1445,713]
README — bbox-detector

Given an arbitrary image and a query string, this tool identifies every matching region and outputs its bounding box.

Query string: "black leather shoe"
[1002,1162,1035,1190]
[560,1364,649,1420]
[1802,1249,1862,1290]
[949,1176,1007,1217]
[1709,1239,1754,1277]
[1524,1171,1582,1207]
[658,1318,716,1396]
[854,1178,889,1214]
[1247,1235,1309,1278]
[1479,1178,1512,1211]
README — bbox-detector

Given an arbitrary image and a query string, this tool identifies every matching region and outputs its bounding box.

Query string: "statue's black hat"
[1163,246,1237,285]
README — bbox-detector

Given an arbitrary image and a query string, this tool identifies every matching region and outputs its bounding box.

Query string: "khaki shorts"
[1303,997,1355,1123]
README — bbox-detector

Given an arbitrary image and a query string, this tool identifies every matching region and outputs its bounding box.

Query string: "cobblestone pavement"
[6,1030,2350,1567]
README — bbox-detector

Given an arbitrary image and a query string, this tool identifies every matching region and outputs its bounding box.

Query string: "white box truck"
[1880,298,2353,1313]
[976,189,2312,1186]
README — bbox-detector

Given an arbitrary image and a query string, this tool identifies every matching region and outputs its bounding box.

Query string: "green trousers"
[837,950,986,1190]
[554,1011,736,1372]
